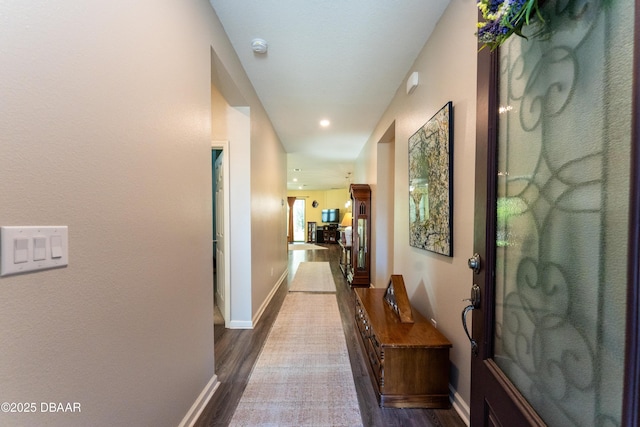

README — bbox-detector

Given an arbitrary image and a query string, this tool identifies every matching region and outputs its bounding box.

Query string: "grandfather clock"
[348,184,371,287]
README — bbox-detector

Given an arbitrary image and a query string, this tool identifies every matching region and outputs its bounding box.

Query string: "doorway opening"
[212,148,225,327]
[375,121,396,286]
[211,142,230,328]
[292,199,306,242]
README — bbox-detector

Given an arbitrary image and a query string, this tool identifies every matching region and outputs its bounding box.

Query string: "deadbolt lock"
[467,253,481,274]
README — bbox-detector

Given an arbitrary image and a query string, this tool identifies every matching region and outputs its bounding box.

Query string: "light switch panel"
[1,226,68,276]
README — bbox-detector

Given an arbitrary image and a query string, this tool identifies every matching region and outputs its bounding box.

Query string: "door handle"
[463,283,481,309]
[462,304,478,356]
[461,283,480,356]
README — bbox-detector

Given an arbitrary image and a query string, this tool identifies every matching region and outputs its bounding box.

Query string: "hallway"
[195,244,466,426]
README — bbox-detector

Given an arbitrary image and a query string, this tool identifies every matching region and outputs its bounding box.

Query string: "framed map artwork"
[408,101,453,256]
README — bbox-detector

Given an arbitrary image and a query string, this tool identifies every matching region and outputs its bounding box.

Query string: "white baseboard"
[178,375,219,427]
[251,269,288,326]
[227,319,253,329]
[450,384,470,426]
[225,269,287,330]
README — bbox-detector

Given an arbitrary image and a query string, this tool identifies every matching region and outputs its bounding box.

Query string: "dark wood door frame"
[472,34,544,426]
[473,3,640,424]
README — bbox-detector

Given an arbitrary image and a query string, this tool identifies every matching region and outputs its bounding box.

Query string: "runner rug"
[288,262,336,293]
[288,243,327,251]
[229,292,363,426]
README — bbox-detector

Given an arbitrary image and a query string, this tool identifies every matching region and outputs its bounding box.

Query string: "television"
[321,208,340,223]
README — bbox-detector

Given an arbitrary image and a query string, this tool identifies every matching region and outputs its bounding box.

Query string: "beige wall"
[250,108,288,322]
[355,0,477,421]
[288,189,351,227]
[0,1,286,426]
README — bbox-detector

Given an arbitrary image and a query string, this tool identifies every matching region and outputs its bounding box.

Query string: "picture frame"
[408,101,453,256]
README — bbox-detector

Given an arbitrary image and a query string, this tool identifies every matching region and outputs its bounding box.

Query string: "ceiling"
[209,1,450,191]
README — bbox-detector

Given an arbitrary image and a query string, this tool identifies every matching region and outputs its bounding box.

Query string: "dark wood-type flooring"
[195,244,467,427]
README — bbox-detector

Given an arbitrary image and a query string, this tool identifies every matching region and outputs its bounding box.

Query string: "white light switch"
[14,238,28,263]
[1,226,68,276]
[34,236,47,261]
[51,235,62,259]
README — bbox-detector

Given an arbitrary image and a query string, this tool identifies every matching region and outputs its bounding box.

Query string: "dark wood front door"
[469,1,640,425]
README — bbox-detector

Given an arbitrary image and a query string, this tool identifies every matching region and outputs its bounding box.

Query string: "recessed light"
[293,178,298,182]
[320,119,330,127]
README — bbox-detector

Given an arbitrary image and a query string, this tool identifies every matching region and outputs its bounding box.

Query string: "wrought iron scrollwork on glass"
[494,0,628,425]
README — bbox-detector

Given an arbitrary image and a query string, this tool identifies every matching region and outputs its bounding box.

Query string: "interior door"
[469,0,638,425]
[214,150,227,324]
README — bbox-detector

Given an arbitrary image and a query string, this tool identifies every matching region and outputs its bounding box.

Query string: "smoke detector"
[251,38,268,54]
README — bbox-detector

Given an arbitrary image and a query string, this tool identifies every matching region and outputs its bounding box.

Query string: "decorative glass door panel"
[357,215,367,270]
[493,0,633,425]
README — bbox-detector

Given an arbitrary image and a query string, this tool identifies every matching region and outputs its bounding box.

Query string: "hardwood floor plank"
[195,244,467,427]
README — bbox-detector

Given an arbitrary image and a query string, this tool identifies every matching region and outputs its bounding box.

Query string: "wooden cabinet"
[354,276,452,408]
[319,225,338,243]
[348,184,371,286]
[306,222,317,243]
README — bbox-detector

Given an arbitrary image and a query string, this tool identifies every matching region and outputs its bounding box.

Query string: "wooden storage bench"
[354,276,452,408]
